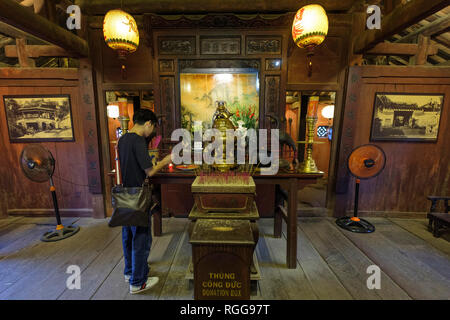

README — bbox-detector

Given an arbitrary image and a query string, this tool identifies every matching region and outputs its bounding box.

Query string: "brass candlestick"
[297,116,324,174]
[118,98,129,134]
[118,115,130,134]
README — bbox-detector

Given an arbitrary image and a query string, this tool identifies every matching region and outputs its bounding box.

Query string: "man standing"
[118,109,171,294]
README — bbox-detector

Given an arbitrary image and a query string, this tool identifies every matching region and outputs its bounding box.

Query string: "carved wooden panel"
[159,76,176,137]
[158,36,196,55]
[159,59,174,72]
[264,76,280,114]
[200,37,241,55]
[179,59,259,71]
[145,13,293,29]
[265,58,281,71]
[246,36,281,55]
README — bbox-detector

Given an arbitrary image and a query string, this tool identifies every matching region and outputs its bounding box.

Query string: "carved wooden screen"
[145,13,291,144]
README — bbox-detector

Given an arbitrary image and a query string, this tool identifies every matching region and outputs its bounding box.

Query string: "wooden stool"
[426,196,450,238]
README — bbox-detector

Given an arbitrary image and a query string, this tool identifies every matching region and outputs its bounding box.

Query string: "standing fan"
[20,144,80,242]
[336,144,386,233]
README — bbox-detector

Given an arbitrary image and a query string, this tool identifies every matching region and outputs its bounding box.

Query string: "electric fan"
[335,144,386,233]
[20,144,80,242]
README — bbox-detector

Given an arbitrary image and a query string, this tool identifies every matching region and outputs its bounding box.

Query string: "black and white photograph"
[3,95,75,143]
[370,93,444,141]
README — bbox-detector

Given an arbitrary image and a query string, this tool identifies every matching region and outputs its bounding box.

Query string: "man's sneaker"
[129,277,159,294]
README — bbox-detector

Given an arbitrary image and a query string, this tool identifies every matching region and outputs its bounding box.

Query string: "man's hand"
[145,154,172,177]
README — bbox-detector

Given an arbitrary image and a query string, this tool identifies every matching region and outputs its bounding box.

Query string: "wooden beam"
[0,61,17,67]
[434,33,450,48]
[384,0,394,15]
[0,21,46,44]
[4,44,74,58]
[389,56,409,65]
[366,42,438,55]
[353,0,449,54]
[0,67,78,79]
[0,0,88,57]
[76,0,355,14]
[0,36,14,47]
[15,38,35,67]
[347,0,366,13]
[394,13,450,43]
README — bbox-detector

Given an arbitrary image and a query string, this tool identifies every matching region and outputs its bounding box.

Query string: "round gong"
[347,144,386,179]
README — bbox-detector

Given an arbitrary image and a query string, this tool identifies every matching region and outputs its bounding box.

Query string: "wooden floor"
[0,215,449,300]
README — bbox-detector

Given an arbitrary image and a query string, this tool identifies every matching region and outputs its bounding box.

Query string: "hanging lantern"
[292,4,328,77]
[103,9,139,78]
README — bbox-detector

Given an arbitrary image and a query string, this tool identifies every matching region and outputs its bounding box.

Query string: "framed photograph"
[370,93,444,142]
[3,95,75,143]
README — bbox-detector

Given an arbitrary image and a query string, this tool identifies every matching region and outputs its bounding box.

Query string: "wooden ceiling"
[364,6,450,65]
[0,0,448,67]
[75,0,357,15]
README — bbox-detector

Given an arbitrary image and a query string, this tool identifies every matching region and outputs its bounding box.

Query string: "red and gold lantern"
[103,9,139,79]
[292,4,328,76]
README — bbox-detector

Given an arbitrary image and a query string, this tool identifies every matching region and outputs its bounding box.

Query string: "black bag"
[109,179,153,227]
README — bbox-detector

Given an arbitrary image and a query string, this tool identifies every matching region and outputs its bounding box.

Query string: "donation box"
[190,219,255,300]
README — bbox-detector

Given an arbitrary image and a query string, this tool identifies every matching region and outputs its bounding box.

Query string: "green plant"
[229,103,258,129]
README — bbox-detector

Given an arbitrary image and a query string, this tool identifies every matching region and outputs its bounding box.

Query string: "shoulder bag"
[109,178,153,227]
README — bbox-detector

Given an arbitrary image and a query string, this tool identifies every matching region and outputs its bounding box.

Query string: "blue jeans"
[122,221,152,287]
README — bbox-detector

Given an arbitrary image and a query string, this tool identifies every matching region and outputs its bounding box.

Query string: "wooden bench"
[427,196,450,238]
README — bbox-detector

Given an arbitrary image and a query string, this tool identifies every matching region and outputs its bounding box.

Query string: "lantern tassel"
[306,47,314,77]
[307,56,312,77]
[121,64,127,80]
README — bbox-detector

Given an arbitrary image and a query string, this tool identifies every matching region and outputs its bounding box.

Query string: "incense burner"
[211,101,236,172]
[191,175,256,213]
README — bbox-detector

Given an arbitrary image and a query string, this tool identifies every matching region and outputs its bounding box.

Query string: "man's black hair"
[133,108,158,126]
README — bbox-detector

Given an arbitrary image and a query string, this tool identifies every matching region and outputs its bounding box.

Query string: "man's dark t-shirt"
[118,133,153,187]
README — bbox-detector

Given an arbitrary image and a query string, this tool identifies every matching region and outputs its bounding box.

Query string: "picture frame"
[370,92,444,142]
[3,94,75,143]
[179,68,260,130]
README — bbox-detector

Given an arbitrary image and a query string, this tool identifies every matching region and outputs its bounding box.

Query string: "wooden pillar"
[78,58,105,218]
[410,34,430,65]
[348,12,366,66]
[334,66,362,217]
